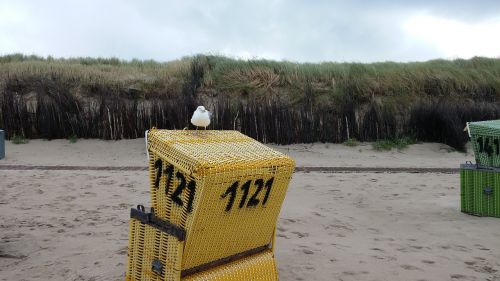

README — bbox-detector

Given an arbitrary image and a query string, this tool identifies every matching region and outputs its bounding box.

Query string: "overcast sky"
[0,0,499,63]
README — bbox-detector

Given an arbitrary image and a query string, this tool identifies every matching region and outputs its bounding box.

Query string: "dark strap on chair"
[180,245,270,277]
[130,206,186,241]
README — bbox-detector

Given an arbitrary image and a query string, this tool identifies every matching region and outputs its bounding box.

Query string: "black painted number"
[186,180,196,213]
[155,160,196,214]
[477,136,500,157]
[171,172,186,206]
[154,159,163,188]
[169,171,196,213]
[239,180,251,208]
[164,164,174,194]
[485,137,493,156]
[247,179,263,207]
[262,177,274,205]
[221,181,238,212]
[221,177,275,212]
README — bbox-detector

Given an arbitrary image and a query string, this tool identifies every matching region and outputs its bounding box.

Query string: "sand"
[1,139,499,281]
[1,139,474,168]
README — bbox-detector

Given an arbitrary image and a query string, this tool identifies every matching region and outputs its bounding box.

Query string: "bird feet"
[192,127,208,138]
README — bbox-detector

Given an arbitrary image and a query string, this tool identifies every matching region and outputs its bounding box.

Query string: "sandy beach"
[2,139,500,281]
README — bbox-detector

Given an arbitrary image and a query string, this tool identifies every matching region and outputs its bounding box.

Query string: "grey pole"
[0,130,4,159]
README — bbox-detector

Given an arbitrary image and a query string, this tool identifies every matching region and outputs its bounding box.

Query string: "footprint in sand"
[83,191,97,197]
[450,274,468,279]
[55,195,77,202]
[112,220,126,227]
[367,228,381,234]
[421,260,435,265]
[312,211,325,217]
[330,243,350,250]
[98,179,116,185]
[324,222,354,232]
[111,203,129,210]
[304,265,315,270]
[116,247,127,255]
[400,264,422,271]
[474,244,490,251]
[280,218,299,225]
[342,271,369,276]
[465,258,498,274]
[277,233,290,239]
[374,237,395,242]
[291,231,309,238]
[374,255,397,262]
[439,244,470,252]
[277,226,288,232]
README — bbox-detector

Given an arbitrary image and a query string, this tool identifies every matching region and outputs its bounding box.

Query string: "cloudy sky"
[0,0,499,63]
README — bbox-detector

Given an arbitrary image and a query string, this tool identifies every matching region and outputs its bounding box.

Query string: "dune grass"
[11,134,29,144]
[1,54,499,150]
[68,134,78,143]
[343,138,359,147]
[1,54,499,102]
[372,137,418,151]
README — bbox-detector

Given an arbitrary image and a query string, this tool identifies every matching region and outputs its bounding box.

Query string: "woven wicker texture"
[147,129,295,270]
[460,166,475,213]
[126,216,183,281]
[469,120,500,167]
[183,250,278,281]
[127,219,146,281]
[460,164,500,217]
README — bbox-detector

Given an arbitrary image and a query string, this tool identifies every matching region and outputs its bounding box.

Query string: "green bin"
[460,163,500,217]
[468,120,500,167]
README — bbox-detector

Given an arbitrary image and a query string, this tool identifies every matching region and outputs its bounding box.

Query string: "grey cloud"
[0,0,498,62]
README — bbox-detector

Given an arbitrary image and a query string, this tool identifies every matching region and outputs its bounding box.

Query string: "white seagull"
[191,106,211,132]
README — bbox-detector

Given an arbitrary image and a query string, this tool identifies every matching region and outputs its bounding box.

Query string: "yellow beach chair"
[126,129,295,280]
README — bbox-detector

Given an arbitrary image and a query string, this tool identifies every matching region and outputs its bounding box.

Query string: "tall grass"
[1,54,500,150]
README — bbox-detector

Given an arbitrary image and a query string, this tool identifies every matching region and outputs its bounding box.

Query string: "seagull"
[191,106,211,133]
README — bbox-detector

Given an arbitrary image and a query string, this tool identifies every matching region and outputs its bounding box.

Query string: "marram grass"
[1,54,500,151]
